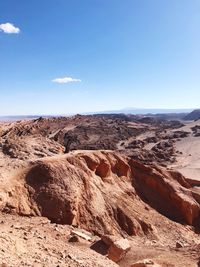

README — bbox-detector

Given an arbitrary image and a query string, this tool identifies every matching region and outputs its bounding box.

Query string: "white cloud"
[0,23,20,34]
[52,76,81,84]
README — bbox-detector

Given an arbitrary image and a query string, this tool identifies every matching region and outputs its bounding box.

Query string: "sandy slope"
[0,213,199,267]
[172,136,200,180]
[0,213,118,267]
[170,120,200,181]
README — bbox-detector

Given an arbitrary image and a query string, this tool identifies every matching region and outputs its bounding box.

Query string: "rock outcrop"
[130,160,200,226]
[23,151,200,236]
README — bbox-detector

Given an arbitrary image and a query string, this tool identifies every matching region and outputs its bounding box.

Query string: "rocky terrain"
[184,110,200,121]
[0,113,200,266]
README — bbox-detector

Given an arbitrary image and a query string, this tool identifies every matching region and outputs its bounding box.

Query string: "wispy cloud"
[0,23,20,34]
[52,76,82,84]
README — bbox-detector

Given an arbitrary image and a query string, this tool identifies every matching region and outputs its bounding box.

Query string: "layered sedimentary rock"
[22,151,200,236]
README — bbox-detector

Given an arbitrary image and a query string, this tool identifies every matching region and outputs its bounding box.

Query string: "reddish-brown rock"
[23,150,200,237]
[107,238,131,262]
[130,160,200,226]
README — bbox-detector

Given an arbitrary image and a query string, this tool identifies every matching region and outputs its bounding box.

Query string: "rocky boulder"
[107,238,131,262]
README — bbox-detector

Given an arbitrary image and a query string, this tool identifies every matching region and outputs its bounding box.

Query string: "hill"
[184,109,200,121]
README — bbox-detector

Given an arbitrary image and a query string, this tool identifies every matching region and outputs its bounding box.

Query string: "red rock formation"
[130,160,200,225]
[24,150,200,236]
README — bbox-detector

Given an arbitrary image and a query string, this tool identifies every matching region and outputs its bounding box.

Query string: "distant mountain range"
[0,108,197,122]
[0,115,53,122]
[95,108,193,115]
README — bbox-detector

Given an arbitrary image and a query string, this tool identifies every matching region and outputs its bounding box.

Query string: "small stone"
[68,235,80,243]
[130,259,161,267]
[176,241,183,248]
[70,229,93,241]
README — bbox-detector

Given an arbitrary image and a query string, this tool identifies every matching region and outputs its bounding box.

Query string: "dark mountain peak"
[184,109,200,121]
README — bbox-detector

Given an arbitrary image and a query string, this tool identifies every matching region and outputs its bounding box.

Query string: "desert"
[0,112,199,266]
[1,1,200,266]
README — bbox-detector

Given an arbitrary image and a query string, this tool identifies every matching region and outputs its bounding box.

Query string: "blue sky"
[0,0,200,115]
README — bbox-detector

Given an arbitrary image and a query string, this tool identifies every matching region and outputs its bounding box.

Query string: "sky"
[0,0,200,115]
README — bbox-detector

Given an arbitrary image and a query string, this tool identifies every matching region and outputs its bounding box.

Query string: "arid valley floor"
[0,112,200,267]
